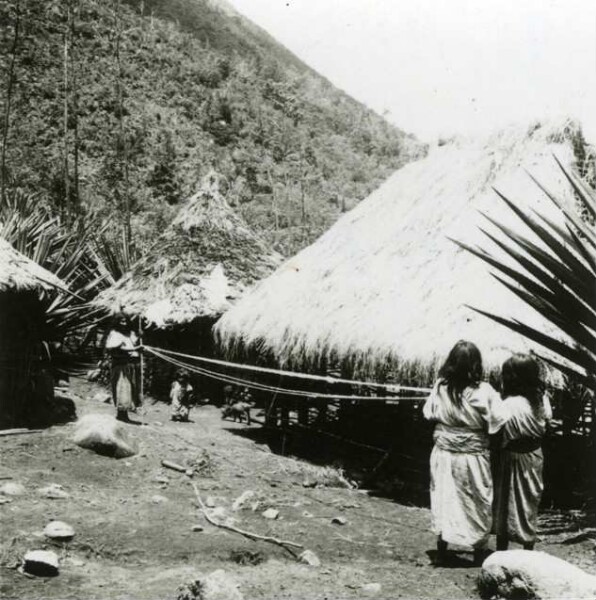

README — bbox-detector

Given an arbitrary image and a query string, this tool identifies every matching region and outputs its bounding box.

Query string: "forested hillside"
[0,0,424,256]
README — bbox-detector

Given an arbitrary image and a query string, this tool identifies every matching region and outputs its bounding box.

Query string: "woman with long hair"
[492,353,551,551]
[423,340,501,565]
[105,313,142,422]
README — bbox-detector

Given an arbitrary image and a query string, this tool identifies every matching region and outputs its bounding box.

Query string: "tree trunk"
[71,0,80,208]
[63,3,70,218]
[114,0,132,250]
[1,0,21,202]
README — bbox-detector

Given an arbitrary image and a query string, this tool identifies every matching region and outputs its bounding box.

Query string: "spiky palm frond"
[0,186,114,374]
[454,159,596,391]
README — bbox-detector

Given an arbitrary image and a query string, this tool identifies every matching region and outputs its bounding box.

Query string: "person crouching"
[170,371,194,422]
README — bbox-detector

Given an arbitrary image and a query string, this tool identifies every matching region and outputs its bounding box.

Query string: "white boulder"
[73,414,138,458]
[23,550,59,577]
[478,550,596,599]
[43,521,75,541]
[175,569,243,600]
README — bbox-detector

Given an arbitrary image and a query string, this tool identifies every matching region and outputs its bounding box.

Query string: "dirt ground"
[1,378,594,600]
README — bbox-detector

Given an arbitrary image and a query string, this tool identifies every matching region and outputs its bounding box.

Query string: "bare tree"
[1,0,21,202]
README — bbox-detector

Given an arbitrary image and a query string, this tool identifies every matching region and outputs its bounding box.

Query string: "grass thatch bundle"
[95,173,282,327]
[215,120,592,382]
[0,238,68,293]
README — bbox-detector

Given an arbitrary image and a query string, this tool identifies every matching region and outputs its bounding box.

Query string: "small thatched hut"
[215,120,590,383]
[0,238,70,428]
[95,172,282,397]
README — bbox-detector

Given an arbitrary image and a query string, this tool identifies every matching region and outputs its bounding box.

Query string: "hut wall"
[0,290,54,428]
[142,317,221,403]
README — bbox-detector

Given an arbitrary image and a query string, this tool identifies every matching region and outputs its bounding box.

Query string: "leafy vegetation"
[455,159,596,392]
[0,0,423,258]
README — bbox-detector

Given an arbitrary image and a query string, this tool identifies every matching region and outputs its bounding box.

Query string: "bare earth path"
[1,379,594,599]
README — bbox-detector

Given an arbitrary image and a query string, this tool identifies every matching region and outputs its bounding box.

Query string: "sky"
[226,0,596,143]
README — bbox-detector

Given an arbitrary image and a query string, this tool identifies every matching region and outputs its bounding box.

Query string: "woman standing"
[493,354,551,551]
[105,314,142,422]
[423,340,501,565]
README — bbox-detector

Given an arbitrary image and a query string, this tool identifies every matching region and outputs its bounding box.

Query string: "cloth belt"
[433,423,489,454]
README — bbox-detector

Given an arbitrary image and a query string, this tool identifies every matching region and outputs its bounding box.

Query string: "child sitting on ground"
[170,370,194,422]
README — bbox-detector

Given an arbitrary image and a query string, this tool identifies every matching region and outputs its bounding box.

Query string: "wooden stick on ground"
[0,428,42,437]
[192,483,303,559]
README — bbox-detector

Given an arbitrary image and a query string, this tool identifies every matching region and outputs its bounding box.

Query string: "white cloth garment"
[423,381,502,547]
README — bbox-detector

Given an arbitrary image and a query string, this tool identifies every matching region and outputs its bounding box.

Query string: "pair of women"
[423,340,551,565]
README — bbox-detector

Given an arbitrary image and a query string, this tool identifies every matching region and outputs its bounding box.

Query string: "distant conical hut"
[0,238,70,428]
[216,120,591,381]
[96,172,282,398]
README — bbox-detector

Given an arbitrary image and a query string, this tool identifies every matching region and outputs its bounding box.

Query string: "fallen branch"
[0,428,42,437]
[161,459,187,473]
[192,483,303,559]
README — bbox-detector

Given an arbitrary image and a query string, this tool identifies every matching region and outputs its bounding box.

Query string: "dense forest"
[0,0,424,258]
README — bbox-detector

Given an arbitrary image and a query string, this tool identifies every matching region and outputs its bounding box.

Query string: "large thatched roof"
[0,238,69,293]
[215,120,591,378]
[96,173,282,327]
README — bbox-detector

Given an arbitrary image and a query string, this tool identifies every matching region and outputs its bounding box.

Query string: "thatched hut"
[215,120,590,383]
[214,121,594,505]
[95,172,282,397]
[0,238,70,428]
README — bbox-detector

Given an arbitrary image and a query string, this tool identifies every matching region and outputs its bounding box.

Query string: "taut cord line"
[143,345,432,394]
[145,347,428,402]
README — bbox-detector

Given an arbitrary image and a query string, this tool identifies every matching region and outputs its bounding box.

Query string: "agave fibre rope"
[144,345,431,394]
[145,346,429,402]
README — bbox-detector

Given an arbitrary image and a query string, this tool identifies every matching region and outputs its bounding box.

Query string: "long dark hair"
[501,353,543,407]
[438,340,483,406]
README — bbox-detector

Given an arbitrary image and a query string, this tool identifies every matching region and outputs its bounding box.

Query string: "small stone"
[205,496,216,508]
[299,549,321,567]
[151,494,168,504]
[262,508,279,520]
[0,496,12,504]
[43,521,75,541]
[154,476,169,484]
[67,557,85,567]
[23,550,59,577]
[250,501,261,512]
[302,479,317,488]
[37,484,69,499]
[191,525,204,532]
[232,490,255,511]
[0,482,26,496]
[302,511,313,518]
[185,469,194,478]
[362,582,382,596]
[331,516,348,525]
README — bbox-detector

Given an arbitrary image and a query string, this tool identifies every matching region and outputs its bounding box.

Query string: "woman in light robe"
[105,314,142,422]
[423,340,501,565]
[492,354,551,551]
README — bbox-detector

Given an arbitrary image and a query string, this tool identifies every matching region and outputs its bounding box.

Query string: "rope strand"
[144,345,431,394]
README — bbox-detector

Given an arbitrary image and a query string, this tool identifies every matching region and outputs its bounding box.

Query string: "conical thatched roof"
[0,238,69,293]
[95,173,282,327]
[215,120,592,379]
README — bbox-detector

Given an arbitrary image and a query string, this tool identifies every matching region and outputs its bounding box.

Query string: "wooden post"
[297,399,309,426]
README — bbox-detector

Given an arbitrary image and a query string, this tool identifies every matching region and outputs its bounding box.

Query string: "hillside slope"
[0,0,424,256]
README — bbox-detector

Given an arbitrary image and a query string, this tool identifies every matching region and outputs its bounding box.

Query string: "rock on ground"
[0,482,26,496]
[175,569,243,600]
[299,550,321,567]
[23,550,59,577]
[37,483,70,499]
[478,550,596,599]
[262,508,279,520]
[73,414,138,458]
[43,521,75,541]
